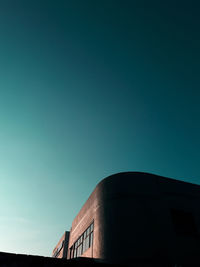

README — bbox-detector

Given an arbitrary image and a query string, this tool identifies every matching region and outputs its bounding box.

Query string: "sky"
[0,0,200,257]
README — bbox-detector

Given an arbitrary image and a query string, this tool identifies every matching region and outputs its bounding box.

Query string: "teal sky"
[0,0,200,256]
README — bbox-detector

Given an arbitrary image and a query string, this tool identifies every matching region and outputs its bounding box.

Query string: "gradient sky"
[0,0,200,257]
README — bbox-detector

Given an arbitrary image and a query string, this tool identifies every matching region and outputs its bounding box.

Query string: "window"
[171,209,198,236]
[91,223,94,231]
[69,221,94,258]
[53,240,64,258]
[90,231,93,246]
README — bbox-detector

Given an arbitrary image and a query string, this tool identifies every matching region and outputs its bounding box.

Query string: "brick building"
[52,231,70,258]
[53,172,200,264]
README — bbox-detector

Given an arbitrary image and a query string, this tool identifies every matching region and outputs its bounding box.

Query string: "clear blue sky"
[0,0,199,257]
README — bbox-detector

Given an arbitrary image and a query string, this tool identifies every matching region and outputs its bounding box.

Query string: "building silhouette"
[53,172,200,265]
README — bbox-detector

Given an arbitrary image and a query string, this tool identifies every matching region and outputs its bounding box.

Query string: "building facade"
[52,231,70,258]
[53,172,200,264]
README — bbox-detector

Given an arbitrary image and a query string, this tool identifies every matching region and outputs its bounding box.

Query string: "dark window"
[74,248,77,258]
[90,231,93,246]
[80,243,83,254]
[70,221,94,258]
[77,247,80,257]
[171,209,198,236]
[91,223,94,231]
[53,240,65,258]
[83,239,86,252]
[87,227,90,236]
[85,235,89,250]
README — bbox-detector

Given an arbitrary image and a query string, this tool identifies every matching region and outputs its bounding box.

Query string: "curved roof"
[71,172,200,229]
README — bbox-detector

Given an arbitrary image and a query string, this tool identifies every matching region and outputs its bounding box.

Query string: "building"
[53,172,200,264]
[52,231,70,258]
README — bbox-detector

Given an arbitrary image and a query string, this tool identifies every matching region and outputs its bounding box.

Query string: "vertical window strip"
[69,221,94,259]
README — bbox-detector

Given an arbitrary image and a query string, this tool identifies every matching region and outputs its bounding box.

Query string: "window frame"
[69,221,94,259]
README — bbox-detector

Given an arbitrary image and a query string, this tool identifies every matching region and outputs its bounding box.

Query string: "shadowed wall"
[67,172,200,264]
